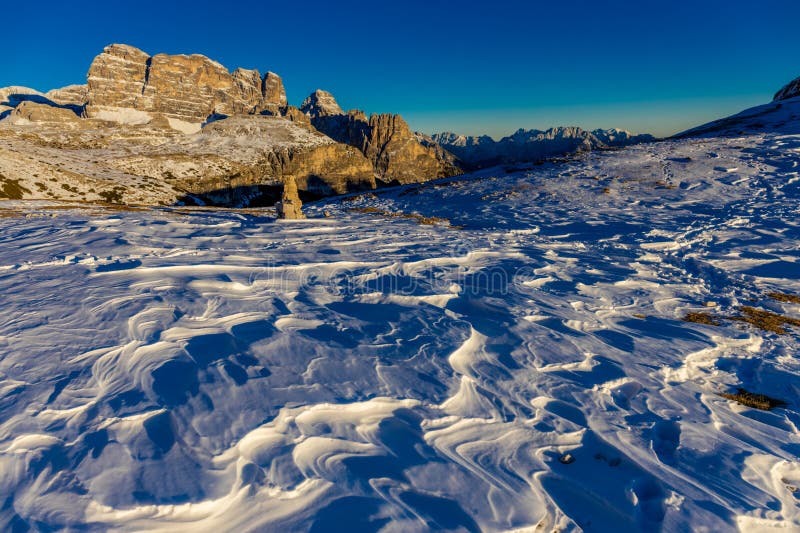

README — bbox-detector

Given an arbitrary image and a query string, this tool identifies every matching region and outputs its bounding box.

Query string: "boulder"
[13,101,80,123]
[277,176,305,219]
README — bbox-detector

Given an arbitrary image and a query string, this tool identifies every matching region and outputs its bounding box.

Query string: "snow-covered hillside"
[1,124,799,531]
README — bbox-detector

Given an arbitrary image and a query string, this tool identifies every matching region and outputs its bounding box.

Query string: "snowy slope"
[0,129,799,531]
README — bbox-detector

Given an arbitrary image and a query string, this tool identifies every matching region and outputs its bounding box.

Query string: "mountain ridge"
[1,43,658,206]
[431,127,655,168]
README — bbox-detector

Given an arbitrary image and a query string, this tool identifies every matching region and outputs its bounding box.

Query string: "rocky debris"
[85,44,288,123]
[432,127,653,168]
[12,101,81,123]
[302,90,461,184]
[774,75,800,101]
[558,454,576,465]
[276,176,305,219]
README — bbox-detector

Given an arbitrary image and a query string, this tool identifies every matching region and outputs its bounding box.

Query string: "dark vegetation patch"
[683,292,800,334]
[682,312,721,326]
[720,388,787,410]
[0,174,31,199]
[98,186,126,204]
[729,306,800,335]
[768,292,800,304]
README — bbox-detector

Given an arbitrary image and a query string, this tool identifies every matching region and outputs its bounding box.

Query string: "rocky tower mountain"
[300,91,460,184]
[86,44,288,123]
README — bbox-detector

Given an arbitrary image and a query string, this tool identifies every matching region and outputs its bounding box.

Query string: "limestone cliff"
[301,90,461,184]
[85,44,287,123]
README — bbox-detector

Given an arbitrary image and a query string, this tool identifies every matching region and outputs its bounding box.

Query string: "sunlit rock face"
[85,44,288,122]
[301,90,461,184]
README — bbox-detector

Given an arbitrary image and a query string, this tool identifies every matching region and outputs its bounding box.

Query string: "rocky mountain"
[774,74,800,101]
[432,127,653,168]
[301,91,460,184]
[86,44,289,124]
[0,44,459,206]
[300,89,344,118]
[0,42,657,206]
[591,128,655,146]
[675,76,800,139]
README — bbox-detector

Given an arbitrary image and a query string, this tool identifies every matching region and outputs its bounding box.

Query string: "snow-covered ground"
[1,131,799,531]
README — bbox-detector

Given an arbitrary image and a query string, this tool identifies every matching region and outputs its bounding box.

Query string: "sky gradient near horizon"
[4,0,799,138]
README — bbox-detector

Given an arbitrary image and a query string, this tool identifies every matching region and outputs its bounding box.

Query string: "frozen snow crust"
[1,131,799,531]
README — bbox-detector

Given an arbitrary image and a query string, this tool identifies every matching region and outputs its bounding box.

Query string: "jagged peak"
[300,89,343,118]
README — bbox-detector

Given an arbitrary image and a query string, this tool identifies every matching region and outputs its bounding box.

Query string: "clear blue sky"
[4,0,799,137]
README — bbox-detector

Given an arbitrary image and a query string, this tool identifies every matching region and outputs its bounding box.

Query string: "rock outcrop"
[0,110,377,206]
[85,44,288,122]
[262,72,287,110]
[276,176,305,219]
[301,90,461,184]
[12,101,81,123]
[774,75,800,101]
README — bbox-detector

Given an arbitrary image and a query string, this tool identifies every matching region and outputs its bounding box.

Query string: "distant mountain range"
[430,127,655,168]
[8,42,795,207]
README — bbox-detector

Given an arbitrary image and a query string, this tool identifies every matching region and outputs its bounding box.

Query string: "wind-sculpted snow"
[1,132,799,531]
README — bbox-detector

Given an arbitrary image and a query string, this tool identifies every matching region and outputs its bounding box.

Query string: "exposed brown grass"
[683,301,800,335]
[720,388,787,410]
[768,292,800,304]
[0,175,31,200]
[682,312,722,326]
[728,306,800,335]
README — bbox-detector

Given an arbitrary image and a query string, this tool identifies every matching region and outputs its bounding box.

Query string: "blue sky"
[4,0,799,137]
